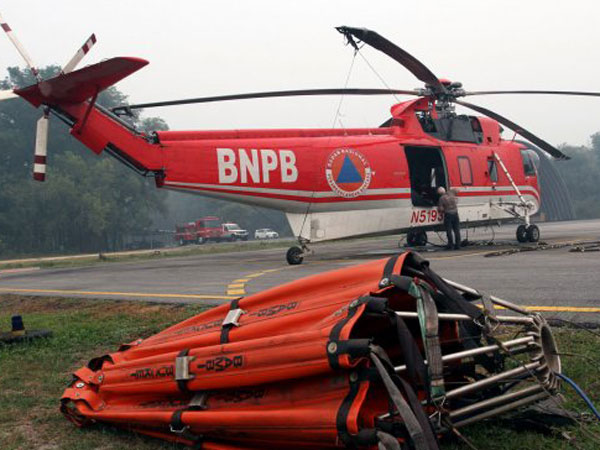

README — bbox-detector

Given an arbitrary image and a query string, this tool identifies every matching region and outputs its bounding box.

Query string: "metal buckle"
[222,308,245,327]
[170,423,190,434]
[175,355,194,381]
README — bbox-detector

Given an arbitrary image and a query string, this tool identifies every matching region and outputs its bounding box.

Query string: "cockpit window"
[521,150,538,176]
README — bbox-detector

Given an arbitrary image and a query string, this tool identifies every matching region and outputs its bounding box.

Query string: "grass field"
[0,295,598,449]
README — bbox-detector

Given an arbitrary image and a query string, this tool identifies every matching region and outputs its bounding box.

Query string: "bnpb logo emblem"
[325,148,372,198]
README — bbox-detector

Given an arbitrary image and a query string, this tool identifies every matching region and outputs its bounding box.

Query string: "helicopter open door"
[404,146,448,207]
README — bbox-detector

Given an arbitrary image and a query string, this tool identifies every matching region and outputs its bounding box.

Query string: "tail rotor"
[33,110,50,181]
[62,33,96,75]
[0,11,96,181]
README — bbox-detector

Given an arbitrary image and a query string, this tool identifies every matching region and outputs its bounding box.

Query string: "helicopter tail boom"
[13,57,165,175]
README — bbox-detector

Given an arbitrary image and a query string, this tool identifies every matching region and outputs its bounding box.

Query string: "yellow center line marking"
[233,278,249,283]
[524,306,600,313]
[485,303,600,313]
[227,283,245,288]
[227,289,246,295]
[0,287,236,300]
[429,250,492,260]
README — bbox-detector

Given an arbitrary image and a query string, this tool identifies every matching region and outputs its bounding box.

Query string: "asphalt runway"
[1,219,599,322]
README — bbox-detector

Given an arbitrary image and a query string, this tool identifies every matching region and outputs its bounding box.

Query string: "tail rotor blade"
[0,90,18,101]
[33,113,49,182]
[0,12,41,81]
[62,33,97,74]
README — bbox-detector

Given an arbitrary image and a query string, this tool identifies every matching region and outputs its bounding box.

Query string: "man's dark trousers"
[444,212,461,249]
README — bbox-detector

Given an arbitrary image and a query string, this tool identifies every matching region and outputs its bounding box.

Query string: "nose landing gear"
[286,239,311,265]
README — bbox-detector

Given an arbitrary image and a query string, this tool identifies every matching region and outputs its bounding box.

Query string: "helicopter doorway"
[404,146,448,207]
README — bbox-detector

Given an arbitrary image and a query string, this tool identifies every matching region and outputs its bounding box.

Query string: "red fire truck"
[174,216,228,245]
[174,222,198,246]
[195,216,224,243]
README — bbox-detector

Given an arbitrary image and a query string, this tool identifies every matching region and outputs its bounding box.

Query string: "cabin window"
[487,159,498,183]
[457,156,473,185]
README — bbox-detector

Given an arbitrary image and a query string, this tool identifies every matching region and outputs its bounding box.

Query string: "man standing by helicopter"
[438,187,461,250]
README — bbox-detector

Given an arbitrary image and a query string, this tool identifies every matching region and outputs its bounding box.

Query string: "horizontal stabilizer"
[14,57,148,107]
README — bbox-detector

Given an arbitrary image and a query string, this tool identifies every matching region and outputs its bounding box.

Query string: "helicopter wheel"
[286,246,304,265]
[516,225,528,243]
[406,229,428,247]
[526,224,540,243]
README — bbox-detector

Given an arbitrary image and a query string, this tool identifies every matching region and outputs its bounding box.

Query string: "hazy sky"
[1,0,599,147]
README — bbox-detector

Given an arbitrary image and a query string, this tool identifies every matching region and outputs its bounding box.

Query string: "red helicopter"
[2,17,598,264]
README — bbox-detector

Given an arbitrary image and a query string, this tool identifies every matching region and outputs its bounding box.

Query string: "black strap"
[403,252,483,321]
[371,350,429,450]
[380,255,401,287]
[169,409,203,444]
[335,371,379,448]
[377,431,402,450]
[327,298,364,370]
[220,298,241,344]
[389,274,413,293]
[393,314,428,391]
[371,345,440,450]
[393,375,440,450]
[336,375,361,448]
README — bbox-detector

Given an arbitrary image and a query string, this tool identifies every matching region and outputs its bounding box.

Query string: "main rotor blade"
[0,12,41,81]
[455,99,570,160]
[62,33,97,74]
[336,26,444,93]
[465,89,600,97]
[111,88,420,114]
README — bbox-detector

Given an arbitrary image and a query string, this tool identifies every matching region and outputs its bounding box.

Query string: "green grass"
[0,295,599,449]
[0,238,295,271]
[0,295,207,449]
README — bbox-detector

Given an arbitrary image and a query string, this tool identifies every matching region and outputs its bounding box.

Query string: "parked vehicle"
[195,216,223,244]
[222,223,249,241]
[174,222,197,246]
[175,218,248,244]
[254,228,279,239]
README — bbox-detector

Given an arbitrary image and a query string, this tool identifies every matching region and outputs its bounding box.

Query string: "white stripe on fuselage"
[163,181,537,200]
[163,182,539,215]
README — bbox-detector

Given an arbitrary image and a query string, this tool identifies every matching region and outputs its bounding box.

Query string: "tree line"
[0,66,289,257]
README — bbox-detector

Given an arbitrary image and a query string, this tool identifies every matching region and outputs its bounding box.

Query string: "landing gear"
[516,224,540,243]
[406,229,428,247]
[516,225,528,243]
[526,224,540,242]
[286,246,304,265]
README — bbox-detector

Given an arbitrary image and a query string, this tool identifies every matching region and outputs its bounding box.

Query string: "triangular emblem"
[336,155,363,183]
